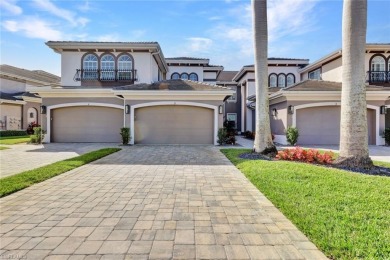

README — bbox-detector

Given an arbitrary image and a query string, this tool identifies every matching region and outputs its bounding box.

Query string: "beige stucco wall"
[23,102,41,129]
[0,104,22,130]
[167,66,204,81]
[269,101,288,135]
[322,57,342,82]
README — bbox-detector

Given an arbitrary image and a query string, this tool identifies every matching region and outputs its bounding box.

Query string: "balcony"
[74,69,137,82]
[366,71,390,84]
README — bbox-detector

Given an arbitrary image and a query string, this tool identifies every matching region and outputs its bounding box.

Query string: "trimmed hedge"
[0,130,28,137]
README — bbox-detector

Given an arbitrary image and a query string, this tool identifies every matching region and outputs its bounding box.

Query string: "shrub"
[243,131,255,139]
[384,128,390,146]
[26,122,40,135]
[217,128,227,145]
[0,130,27,137]
[226,135,236,145]
[286,126,299,145]
[30,127,46,144]
[120,127,131,145]
[276,147,334,164]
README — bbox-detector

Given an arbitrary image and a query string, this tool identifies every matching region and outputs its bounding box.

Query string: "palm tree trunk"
[337,0,373,168]
[252,0,276,155]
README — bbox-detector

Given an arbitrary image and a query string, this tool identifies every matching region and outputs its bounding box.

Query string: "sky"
[0,0,389,76]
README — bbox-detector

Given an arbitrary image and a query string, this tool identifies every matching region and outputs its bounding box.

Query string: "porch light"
[219,105,223,114]
[40,105,47,114]
[272,108,278,117]
[288,105,294,114]
[380,105,387,115]
[125,105,130,114]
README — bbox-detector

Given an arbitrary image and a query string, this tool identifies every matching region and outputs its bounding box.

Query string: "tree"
[252,0,277,155]
[336,0,373,168]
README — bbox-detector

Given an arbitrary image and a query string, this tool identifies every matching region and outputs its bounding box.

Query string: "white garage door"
[52,106,123,143]
[296,106,375,145]
[134,105,214,144]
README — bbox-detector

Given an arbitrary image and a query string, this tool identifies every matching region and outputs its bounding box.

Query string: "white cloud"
[0,0,22,15]
[32,0,89,27]
[186,37,213,52]
[78,0,91,12]
[2,17,62,41]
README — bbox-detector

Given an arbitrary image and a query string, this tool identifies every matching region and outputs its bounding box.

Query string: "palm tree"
[337,0,373,168]
[252,0,276,154]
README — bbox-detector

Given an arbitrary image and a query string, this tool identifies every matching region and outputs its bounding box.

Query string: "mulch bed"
[238,152,390,177]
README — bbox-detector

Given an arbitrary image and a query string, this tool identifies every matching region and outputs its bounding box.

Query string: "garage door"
[296,106,375,145]
[52,106,123,143]
[134,105,214,144]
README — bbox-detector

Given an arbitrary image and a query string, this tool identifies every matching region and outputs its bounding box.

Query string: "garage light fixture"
[380,105,387,115]
[272,108,278,117]
[219,105,223,114]
[40,105,47,114]
[288,105,294,114]
[125,105,130,114]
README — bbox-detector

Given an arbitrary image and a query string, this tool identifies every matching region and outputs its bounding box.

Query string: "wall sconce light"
[219,105,223,114]
[380,105,387,115]
[272,108,278,117]
[40,105,46,114]
[125,105,130,114]
[288,105,294,114]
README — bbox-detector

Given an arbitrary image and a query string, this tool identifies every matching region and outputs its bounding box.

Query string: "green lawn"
[0,148,121,197]
[0,146,9,150]
[221,149,390,260]
[0,136,31,145]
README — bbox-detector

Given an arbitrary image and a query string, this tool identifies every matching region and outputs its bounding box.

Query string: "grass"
[0,146,9,150]
[0,135,31,145]
[221,148,390,260]
[0,148,121,197]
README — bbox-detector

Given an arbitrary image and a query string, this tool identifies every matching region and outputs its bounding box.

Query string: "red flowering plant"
[276,147,334,165]
[27,122,40,135]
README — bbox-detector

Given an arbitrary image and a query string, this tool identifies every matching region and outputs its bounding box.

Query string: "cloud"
[32,0,89,27]
[2,17,62,41]
[186,37,213,53]
[78,0,91,12]
[0,0,22,15]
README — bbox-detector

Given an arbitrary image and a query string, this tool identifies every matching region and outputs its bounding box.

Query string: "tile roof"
[166,57,208,60]
[114,79,231,91]
[46,41,158,44]
[217,71,239,82]
[283,80,388,91]
[0,92,24,101]
[0,65,60,84]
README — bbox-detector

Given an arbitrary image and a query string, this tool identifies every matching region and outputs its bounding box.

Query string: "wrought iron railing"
[366,71,389,83]
[74,69,137,82]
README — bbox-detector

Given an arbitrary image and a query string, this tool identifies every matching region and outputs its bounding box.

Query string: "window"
[227,113,237,128]
[308,68,321,80]
[286,74,295,87]
[100,54,115,80]
[118,54,133,80]
[181,73,189,80]
[171,73,180,80]
[278,74,286,88]
[371,56,385,71]
[83,54,98,79]
[189,73,198,81]
[269,74,277,87]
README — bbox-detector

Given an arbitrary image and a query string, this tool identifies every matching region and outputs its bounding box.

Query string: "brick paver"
[0,145,328,259]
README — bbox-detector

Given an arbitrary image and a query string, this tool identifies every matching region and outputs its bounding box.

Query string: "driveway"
[0,146,327,259]
[0,143,118,178]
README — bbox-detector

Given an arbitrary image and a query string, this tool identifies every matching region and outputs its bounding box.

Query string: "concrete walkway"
[0,143,118,178]
[235,136,390,163]
[0,146,327,259]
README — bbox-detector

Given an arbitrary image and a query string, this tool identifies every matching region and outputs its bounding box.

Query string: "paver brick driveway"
[0,146,327,259]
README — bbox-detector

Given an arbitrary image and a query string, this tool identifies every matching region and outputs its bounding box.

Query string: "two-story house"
[0,65,60,131]
[28,41,234,145]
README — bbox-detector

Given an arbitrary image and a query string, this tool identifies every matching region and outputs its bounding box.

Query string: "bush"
[26,122,40,135]
[0,130,27,137]
[286,126,299,145]
[217,128,227,145]
[30,127,46,144]
[226,135,236,145]
[120,127,131,145]
[276,147,334,164]
[384,128,390,145]
[243,131,255,139]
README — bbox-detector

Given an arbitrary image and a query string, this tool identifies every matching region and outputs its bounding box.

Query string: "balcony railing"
[366,71,389,83]
[74,69,137,82]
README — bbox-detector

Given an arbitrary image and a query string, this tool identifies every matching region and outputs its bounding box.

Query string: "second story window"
[308,68,321,80]
[100,54,115,80]
[371,56,385,71]
[189,73,198,81]
[171,73,180,79]
[269,74,277,87]
[286,74,295,87]
[83,54,98,80]
[181,73,189,80]
[278,74,286,88]
[118,55,133,80]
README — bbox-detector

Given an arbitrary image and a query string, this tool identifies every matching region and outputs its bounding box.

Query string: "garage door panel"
[52,106,122,143]
[135,105,213,144]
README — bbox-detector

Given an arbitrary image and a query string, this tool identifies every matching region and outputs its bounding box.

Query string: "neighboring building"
[29,41,234,145]
[0,65,60,130]
[244,44,390,146]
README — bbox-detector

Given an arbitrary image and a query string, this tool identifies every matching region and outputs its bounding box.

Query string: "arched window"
[171,73,180,80]
[370,56,386,82]
[189,73,198,81]
[269,74,277,87]
[100,54,115,80]
[181,73,189,80]
[118,54,133,80]
[278,74,286,88]
[83,54,98,79]
[286,74,295,87]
